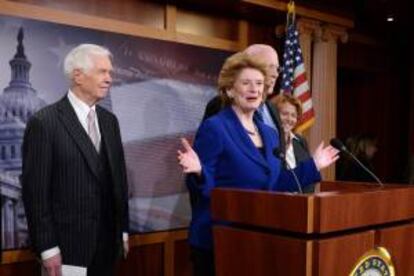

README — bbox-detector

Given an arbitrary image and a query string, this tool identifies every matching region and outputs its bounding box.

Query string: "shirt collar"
[287,131,299,145]
[67,89,96,121]
[290,131,299,141]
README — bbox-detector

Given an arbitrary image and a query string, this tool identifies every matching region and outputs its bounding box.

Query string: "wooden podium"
[211,181,414,275]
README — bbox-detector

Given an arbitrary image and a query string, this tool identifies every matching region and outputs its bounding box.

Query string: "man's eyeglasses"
[276,66,283,74]
[268,65,283,74]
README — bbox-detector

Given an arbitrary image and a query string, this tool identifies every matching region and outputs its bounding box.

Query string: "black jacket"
[22,96,129,266]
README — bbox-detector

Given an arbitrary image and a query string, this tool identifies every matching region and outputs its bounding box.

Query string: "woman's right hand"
[178,138,202,176]
[312,141,339,171]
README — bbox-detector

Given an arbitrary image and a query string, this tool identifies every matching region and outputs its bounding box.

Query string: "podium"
[211,181,414,275]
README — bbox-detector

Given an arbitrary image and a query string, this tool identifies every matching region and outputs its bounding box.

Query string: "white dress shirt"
[285,132,299,169]
[68,90,101,149]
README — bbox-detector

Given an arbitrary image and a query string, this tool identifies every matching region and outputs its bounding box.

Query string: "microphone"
[329,138,383,186]
[273,148,303,193]
[329,138,348,153]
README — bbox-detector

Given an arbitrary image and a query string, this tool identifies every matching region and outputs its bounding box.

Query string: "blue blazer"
[187,107,321,250]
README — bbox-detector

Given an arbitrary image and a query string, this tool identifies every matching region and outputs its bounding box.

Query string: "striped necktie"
[87,109,100,152]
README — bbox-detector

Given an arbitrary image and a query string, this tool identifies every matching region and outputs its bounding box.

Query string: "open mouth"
[246,96,258,102]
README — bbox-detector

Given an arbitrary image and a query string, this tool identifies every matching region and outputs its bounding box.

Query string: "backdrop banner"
[0,15,229,250]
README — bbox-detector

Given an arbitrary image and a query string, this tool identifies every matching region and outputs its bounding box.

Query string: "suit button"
[264,169,270,175]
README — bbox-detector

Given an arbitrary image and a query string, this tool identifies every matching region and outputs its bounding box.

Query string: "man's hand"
[43,253,62,276]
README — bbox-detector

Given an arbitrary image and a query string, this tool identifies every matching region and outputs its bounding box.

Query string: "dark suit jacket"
[22,96,129,266]
[292,134,311,163]
[202,96,286,153]
[187,107,321,249]
[292,134,315,193]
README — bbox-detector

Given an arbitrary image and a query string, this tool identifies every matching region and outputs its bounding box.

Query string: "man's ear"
[72,69,83,85]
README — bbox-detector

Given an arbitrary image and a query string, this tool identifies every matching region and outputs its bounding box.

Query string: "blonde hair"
[273,93,303,119]
[217,52,270,106]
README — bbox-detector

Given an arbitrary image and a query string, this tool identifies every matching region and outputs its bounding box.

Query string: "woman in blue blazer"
[178,52,338,276]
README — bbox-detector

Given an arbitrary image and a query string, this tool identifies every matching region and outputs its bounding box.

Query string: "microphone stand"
[285,160,303,194]
[346,151,383,186]
[274,148,303,193]
[330,138,383,187]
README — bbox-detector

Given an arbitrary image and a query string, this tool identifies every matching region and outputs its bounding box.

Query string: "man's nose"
[105,73,112,83]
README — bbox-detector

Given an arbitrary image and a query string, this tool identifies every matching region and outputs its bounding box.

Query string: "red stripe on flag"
[297,91,311,103]
[293,73,307,88]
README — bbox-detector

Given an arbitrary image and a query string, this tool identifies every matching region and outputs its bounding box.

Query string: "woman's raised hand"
[178,138,202,175]
[312,142,340,171]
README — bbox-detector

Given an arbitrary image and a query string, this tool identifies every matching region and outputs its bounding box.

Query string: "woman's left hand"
[312,142,340,171]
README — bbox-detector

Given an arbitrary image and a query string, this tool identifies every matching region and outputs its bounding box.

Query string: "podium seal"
[350,247,395,276]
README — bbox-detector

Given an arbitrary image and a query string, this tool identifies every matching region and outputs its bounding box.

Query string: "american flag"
[280,23,315,132]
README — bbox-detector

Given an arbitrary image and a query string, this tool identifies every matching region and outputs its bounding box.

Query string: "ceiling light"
[386,16,394,22]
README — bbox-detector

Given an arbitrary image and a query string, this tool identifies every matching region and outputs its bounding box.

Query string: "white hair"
[243,44,277,57]
[63,44,112,79]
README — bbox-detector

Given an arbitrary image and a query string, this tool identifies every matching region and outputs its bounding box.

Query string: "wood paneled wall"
[409,34,414,184]
[1,230,190,276]
[1,0,394,275]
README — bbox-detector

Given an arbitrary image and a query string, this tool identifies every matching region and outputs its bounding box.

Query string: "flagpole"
[280,0,315,133]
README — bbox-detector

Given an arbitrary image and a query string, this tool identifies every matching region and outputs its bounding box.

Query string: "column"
[310,24,347,180]
[296,18,320,147]
[2,197,16,248]
[297,18,320,82]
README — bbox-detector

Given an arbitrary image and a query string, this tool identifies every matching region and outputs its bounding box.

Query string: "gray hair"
[63,44,112,79]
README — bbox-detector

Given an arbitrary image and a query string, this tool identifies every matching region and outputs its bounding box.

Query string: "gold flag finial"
[286,1,296,25]
[287,1,295,14]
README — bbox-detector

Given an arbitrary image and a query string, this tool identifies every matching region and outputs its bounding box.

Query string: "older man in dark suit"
[22,44,129,276]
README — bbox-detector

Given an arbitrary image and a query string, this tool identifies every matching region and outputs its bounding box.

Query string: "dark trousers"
[190,246,215,276]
